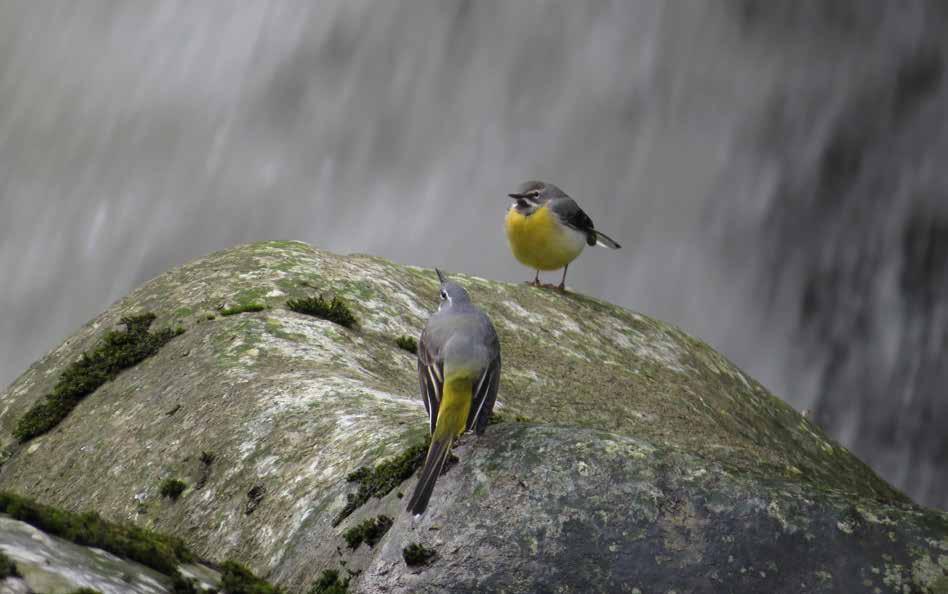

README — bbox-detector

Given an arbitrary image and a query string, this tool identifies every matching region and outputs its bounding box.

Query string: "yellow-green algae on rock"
[0,241,946,593]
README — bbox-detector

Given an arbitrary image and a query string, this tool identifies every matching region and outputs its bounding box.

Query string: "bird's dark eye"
[440,290,448,300]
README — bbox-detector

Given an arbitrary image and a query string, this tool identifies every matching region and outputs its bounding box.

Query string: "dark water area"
[1,1,946,508]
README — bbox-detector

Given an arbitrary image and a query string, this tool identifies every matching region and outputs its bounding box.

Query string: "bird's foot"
[443,452,460,474]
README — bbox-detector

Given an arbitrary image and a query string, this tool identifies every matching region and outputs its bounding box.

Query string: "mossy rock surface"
[0,241,945,593]
[0,515,202,594]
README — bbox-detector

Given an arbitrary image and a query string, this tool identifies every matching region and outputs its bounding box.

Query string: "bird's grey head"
[507,180,569,214]
[435,269,472,309]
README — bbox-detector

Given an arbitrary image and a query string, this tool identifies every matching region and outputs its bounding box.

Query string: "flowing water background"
[1,1,946,508]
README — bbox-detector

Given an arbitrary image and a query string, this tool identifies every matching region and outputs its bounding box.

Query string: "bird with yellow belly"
[505,180,621,289]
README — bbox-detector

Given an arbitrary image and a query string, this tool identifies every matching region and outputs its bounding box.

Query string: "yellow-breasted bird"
[505,180,621,289]
[406,269,501,515]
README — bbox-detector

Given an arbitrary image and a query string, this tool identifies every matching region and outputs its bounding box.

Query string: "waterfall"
[1,1,945,508]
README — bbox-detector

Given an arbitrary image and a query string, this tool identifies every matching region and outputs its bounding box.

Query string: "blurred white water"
[1,1,946,508]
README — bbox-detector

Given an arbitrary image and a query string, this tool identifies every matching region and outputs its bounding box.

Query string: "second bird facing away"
[406,269,501,516]
[505,180,621,289]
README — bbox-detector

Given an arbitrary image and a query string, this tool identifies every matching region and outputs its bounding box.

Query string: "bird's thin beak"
[508,193,529,199]
[435,268,446,284]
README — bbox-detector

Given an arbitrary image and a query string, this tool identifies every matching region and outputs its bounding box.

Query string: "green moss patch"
[333,439,428,526]
[66,589,104,594]
[342,515,393,550]
[13,313,182,442]
[287,295,357,328]
[159,479,187,501]
[395,336,417,354]
[0,549,19,578]
[402,543,436,567]
[0,491,193,575]
[170,573,202,594]
[219,560,285,594]
[308,569,350,594]
[487,412,532,425]
[220,303,267,316]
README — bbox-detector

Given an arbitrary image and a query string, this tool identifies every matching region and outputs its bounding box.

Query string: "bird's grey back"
[422,303,498,374]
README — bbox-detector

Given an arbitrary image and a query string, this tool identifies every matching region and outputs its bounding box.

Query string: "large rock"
[0,241,945,593]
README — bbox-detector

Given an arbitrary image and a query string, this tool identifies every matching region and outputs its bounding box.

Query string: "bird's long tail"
[405,434,453,516]
[593,229,621,249]
[407,376,472,515]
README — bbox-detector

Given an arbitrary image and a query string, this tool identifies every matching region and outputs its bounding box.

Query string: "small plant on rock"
[395,336,417,354]
[342,515,393,549]
[402,543,436,567]
[159,479,187,501]
[220,302,266,316]
[308,569,349,594]
[219,560,285,594]
[287,295,357,328]
[245,485,265,515]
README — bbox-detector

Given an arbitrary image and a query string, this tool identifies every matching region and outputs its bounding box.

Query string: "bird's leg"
[556,265,569,290]
[526,270,540,286]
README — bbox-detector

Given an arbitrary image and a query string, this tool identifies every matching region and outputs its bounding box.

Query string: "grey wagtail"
[505,180,621,289]
[406,269,501,515]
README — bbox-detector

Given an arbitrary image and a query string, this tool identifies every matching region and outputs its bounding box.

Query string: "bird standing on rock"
[406,269,501,515]
[505,180,621,289]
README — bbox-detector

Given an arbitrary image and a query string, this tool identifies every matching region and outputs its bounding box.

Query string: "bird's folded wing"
[468,352,501,435]
[417,345,443,435]
[552,197,596,234]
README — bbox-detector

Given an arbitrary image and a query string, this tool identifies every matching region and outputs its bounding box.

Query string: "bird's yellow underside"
[434,374,474,441]
[505,205,585,271]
